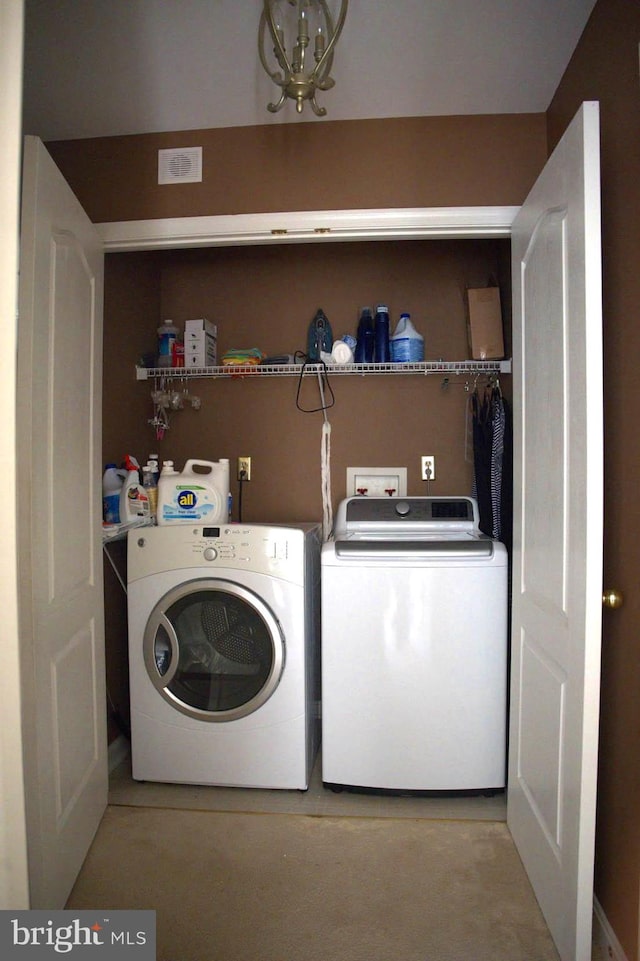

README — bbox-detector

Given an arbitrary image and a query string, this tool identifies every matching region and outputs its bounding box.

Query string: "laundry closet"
[100,229,512,740]
[44,115,543,746]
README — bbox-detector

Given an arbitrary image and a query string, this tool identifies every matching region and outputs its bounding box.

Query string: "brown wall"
[104,239,511,524]
[102,236,511,742]
[102,253,162,741]
[547,1,640,957]
[47,113,546,222]
[86,113,528,747]
[79,109,538,523]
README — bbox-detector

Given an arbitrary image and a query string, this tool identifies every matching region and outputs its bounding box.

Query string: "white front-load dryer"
[127,523,321,789]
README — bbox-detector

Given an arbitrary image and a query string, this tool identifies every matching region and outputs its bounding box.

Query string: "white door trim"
[96,206,519,252]
[0,0,29,912]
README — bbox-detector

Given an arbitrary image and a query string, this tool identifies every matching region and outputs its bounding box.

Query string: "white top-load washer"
[127,523,321,789]
[321,496,508,793]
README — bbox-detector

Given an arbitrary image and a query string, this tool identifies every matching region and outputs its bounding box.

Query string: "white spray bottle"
[119,455,150,522]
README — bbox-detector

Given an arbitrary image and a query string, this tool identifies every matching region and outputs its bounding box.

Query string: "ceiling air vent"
[158,147,203,185]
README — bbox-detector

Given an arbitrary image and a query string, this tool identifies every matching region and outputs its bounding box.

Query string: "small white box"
[184,318,217,339]
[185,333,215,349]
[183,319,217,365]
[185,349,216,368]
[184,338,216,364]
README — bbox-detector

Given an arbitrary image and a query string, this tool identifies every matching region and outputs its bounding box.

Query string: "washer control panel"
[336,497,480,535]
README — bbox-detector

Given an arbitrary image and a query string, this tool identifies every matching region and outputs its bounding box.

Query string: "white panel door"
[17,136,107,908]
[508,102,603,961]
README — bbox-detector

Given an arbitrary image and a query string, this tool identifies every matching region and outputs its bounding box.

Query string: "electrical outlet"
[421,455,435,481]
[237,456,251,481]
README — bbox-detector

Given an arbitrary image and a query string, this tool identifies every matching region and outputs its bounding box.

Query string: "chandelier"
[258,0,349,116]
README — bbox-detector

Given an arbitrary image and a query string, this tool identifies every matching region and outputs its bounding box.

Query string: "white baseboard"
[108,734,130,773]
[594,896,630,961]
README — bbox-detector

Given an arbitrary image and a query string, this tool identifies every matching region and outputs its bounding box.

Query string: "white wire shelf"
[136,359,511,380]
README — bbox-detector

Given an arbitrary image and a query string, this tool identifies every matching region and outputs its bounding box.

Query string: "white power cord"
[317,370,333,541]
[321,419,332,541]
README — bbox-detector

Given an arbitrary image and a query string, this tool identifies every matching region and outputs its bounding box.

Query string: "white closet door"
[18,136,107,908]
[508,101,603,961]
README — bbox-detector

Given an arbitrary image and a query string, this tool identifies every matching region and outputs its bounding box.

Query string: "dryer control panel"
[127,523,320,585]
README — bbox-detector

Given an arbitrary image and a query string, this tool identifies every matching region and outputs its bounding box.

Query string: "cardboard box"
[183,318,217,366]
[466,287,504,360]
[184,343,217,366]
[184,332,215,351]
[185,348,216,367]
[184,340,217,367]
[184,318,217,339]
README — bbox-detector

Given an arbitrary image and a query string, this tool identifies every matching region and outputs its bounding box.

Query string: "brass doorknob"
[602,589,624,609]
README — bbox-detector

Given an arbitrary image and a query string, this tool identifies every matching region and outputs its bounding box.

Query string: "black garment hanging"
[472,388,494,535]
[472,382,512,552]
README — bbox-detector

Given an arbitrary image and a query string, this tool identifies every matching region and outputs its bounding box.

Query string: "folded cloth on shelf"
[222,348,264,365]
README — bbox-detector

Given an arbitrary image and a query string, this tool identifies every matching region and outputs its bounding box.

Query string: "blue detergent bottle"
[354,307,374,363]
[374,304,391,363]
[102,464,125,524]
[390,313,425,362]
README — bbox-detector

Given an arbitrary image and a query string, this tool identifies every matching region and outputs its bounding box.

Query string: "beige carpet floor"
[67,805,566,961]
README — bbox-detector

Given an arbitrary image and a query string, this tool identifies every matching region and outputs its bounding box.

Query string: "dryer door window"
[143,578,284,721]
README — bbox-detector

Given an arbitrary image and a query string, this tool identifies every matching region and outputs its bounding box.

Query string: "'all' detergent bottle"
[157,459,230,526]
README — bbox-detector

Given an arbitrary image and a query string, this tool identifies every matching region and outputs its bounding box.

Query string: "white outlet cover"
[346,467,407,497]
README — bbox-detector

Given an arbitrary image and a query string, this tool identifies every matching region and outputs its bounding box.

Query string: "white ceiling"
[22,0,598,142]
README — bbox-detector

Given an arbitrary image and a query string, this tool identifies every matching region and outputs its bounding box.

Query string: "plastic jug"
[157,458,230,526]
[157,320,179,368]
[102,464,125,524]
[390,312,424,362]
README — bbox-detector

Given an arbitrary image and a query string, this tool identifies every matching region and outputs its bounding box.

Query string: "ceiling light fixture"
[258,0,349,117]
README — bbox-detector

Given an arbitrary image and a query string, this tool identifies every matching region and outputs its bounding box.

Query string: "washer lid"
[334,537,494,558]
